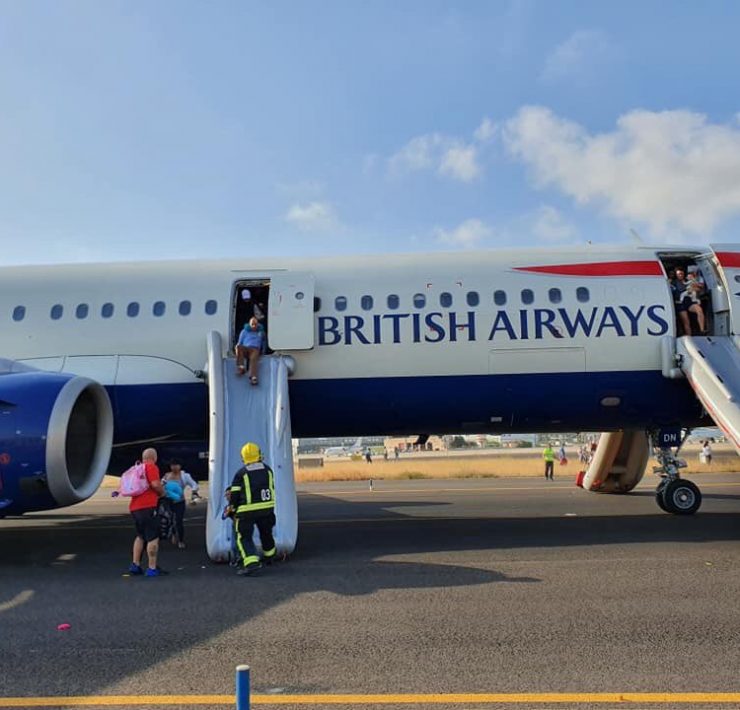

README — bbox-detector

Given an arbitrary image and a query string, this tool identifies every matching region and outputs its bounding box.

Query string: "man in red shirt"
[129,447,165,577]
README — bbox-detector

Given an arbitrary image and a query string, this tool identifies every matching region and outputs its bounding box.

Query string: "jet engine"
[0,364,113,516]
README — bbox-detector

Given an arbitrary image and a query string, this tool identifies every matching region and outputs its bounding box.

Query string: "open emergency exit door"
[267,271,315,350]
[706,244,740,336]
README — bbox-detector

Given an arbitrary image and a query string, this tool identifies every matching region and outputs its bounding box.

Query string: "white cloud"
[435,218,492,248]
[531,205,577,242]
[388,133,444,175]
[541,29,615,84]
[284,201,339,232]
[388,127,485,183]
[504,106,740,235]
[474,117,497,143]
[439,144,480,182]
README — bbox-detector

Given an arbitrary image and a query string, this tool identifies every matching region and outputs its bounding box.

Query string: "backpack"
[119,462,150,497]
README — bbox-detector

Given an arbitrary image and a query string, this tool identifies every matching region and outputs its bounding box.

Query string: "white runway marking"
[0,589,34,613]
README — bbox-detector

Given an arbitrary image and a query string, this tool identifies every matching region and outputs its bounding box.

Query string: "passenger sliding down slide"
[676,336,740,453]
[205,331,298,561]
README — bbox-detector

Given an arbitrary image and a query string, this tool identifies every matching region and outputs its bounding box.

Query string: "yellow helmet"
[241,442,262,464]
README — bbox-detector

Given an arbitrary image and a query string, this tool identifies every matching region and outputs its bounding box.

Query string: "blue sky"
[2,1,740,264]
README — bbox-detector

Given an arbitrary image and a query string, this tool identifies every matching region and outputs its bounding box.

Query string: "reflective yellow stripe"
[263,547,276,558]
[234,518,247,564]
[236,501,274,514]
[243,472,252,507]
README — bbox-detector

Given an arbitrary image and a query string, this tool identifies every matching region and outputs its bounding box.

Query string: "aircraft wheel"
[655,490,669,512]
[655,479,669,512]
[661,479,702,515]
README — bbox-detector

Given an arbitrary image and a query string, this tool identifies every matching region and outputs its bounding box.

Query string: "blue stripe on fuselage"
[108,370,706,444]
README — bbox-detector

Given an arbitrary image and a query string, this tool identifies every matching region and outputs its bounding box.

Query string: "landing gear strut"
[649,430,702,515]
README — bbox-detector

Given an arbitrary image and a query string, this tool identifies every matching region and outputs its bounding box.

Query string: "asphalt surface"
[1,473,739,709]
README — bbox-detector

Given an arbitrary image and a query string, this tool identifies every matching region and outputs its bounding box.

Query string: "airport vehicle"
[324,438,364,457]
[0,244,738,556]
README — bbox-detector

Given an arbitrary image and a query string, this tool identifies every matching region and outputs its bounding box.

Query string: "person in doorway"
[128,448,166,577]
[229,442,277,576]
[162,459,200,548]
[672,268,706,335]
[543,444,555,480]
[235,316,265,385]
[241,289,266,324]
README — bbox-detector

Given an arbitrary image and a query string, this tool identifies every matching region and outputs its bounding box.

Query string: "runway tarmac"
[1,473,739,709]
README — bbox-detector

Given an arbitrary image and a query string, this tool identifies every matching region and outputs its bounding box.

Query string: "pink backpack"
[118,462,150,497]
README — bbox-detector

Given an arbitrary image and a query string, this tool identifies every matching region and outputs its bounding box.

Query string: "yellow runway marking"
[3,693,740,706]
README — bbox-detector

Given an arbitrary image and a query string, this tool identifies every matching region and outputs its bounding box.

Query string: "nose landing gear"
[650,430,702,515]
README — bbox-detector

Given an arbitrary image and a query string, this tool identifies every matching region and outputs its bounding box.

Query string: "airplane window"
[467,291,480,307]
[101,303,114,318]
[179,300,191,316]
[440,292,452,308]
[127,302,140,318]
[521,289,534,305]
[361,295,373,311]
[576,287,590,303]
[387,294,400,310]
[413,293,426,309]
[494,290,507,306]
[153,301,166,317]
[313,297,321,313]
[76,304,89,319]
[548,288,562,304]
[735,275,740,283]
[205,300,218,315]
[51,304,63,320]
[12,306,25,322]
[335,296,348,312]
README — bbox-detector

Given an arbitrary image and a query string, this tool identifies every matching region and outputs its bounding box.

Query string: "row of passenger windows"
[11,300,219,322]
[315,287,590,313]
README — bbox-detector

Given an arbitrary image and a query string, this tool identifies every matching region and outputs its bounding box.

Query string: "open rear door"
[708,244,740,336]
[267,271,315,351]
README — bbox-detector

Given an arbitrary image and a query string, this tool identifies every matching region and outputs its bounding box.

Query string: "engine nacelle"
[582,430,650,493]
[0,365,113,515]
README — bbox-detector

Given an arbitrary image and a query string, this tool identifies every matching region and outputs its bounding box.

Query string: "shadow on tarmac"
[0,491,738,696]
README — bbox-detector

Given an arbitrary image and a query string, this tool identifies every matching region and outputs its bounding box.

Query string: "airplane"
[1,243,739,553]
[324,438,364,457]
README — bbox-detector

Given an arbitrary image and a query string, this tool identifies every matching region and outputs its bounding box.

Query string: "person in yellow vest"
[543,444,555,480]
[229,442,277,576]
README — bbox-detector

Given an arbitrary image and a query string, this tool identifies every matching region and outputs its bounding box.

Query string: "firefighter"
[229,442,277,576]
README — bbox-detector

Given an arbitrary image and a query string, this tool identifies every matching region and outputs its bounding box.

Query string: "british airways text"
[317,305,670,346]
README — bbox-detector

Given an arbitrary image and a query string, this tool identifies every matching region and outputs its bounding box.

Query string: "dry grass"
[101,446,737,487]
[295,446,739,483]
